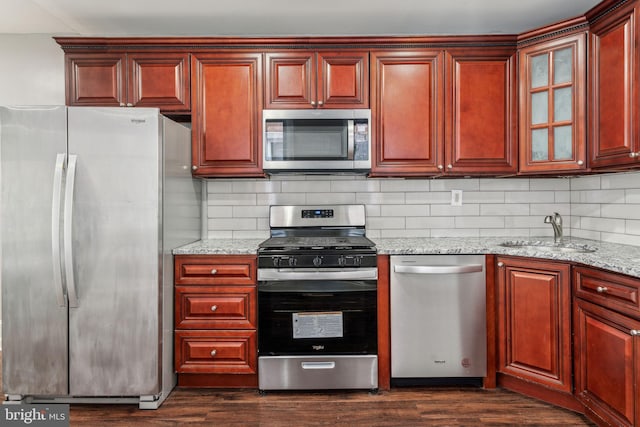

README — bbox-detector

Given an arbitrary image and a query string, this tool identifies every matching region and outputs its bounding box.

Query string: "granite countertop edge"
[173,237,640,279]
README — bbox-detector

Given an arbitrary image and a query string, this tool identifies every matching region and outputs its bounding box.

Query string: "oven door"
[258,280,377,356]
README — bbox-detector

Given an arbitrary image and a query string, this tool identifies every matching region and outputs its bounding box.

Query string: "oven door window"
[258,280,377,355]
[265,119,348,161]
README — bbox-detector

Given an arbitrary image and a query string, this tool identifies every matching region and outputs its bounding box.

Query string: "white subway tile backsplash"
[571,175,601,190]
[381,204,429,216]
[380,179,429,192]
[430,204,479,217]
[430,179,480,191]
[203,171,640,246]
[530,179,571,191]
[480,204,529,216]
[455,216,504,228]
[308,192,357,204]
[505,191,555,204]
[601,204,640,220]
[479,179,529,191]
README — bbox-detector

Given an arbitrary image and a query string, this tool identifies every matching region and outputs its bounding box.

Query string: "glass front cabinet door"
[519,32,586,173]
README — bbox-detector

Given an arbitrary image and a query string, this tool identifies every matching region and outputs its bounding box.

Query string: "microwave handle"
[347,119,354,160]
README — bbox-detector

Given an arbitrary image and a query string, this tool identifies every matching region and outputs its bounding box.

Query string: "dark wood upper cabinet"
[264,50,369,109]
[444,48,517,175]
[518,31,587,174]
[370,49,444,176]
[190,52,263,177]
[588,1,640,168]
[65,52,190,112]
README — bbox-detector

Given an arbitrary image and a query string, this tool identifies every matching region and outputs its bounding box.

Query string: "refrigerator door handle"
[64,154,79,307]
[52,153,67,307]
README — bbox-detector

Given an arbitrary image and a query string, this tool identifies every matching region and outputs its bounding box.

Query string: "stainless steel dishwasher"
[390,255,486,385]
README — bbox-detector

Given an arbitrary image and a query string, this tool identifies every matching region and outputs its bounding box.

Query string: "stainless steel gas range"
[257,204,378,392]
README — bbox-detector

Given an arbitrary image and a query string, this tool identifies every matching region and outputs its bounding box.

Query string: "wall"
[205,171,640,247]
[0,34,65,105]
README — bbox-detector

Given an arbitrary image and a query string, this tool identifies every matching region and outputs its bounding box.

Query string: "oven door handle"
[258,268,378,281]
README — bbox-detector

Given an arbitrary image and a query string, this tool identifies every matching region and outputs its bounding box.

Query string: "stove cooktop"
[259,235,376,251]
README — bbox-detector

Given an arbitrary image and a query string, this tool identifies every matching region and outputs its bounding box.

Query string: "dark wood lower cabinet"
[574,299,640,427]
[496,257,578,411]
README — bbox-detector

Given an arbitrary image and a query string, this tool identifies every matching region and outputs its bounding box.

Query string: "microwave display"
[262,109,371,173]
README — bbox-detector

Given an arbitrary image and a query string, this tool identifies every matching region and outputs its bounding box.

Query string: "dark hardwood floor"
[69,387,595,426]
[0,350,594,426]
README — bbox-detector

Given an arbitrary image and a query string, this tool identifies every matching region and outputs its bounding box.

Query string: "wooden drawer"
[574,266,640,319]
[175,330,257,374]
[175,286,256,329]
[175,255,256,285]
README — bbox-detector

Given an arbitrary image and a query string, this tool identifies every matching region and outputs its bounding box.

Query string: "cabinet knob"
[317,100,324,106]
[210,349,217,357]
[447,164,453,169]
[210,269,218,275]
[497,262,504,267]
[596,286,608,293]
[192,165,198,171]
[577,160,584,166]
[437,165,444,170]
[631,330,640,336]
[630,152,640,158]
[211,305,218,312]
[310,101,316,106]
[126,103,133,107]
[119,103,125,107]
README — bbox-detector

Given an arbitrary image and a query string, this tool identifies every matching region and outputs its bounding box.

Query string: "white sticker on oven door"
[292,312,344,339]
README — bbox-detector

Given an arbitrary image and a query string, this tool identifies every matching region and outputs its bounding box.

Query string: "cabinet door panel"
[66,54,124,106]
[191,53,263,176]
[589,3,640,168]
[497,257,571,393]
[128,53,190,111]
[264,52,314,108]
[519,33,586,173]
[317,51,369,108]
[371,50,443,176]
[574,299,639,427]
[445,50,516,174]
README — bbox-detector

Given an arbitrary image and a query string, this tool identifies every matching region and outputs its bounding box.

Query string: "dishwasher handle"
[394,264,483,275]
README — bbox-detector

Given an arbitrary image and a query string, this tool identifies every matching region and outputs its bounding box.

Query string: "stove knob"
[288,257,297,267]
[271,257,280,267]
[354,256,362,266]
[338,256,346,266]
[313,256,322,267]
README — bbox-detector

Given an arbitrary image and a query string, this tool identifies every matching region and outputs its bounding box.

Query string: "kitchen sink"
[499,240,597,253]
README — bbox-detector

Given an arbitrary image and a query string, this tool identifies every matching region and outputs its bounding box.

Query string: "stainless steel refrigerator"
[0,106,201,409]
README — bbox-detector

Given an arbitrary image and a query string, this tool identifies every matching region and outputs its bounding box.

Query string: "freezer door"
[66,107,162,396]
[0,106,69,395]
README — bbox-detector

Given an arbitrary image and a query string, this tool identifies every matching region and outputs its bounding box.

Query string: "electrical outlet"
[451,190,463,206]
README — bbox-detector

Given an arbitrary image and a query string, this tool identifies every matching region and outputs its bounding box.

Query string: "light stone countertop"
[173,237,640,279]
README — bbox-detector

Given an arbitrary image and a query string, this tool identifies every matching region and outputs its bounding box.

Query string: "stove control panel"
[260,252,375,269]
[301,209,334,218]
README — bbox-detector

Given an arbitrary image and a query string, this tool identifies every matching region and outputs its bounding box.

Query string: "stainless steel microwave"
[263,109,371,174]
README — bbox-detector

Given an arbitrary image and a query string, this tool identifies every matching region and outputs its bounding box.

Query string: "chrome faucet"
[544,212,563,244]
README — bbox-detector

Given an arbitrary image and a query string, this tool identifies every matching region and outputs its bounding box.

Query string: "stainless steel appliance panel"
[390,255,487,378]
[66,107,162,396]
[0,106,69,396]
[258,355,378,390]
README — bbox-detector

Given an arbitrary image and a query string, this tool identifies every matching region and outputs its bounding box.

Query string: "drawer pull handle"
[631,330,640,336]
[210,349,217,357]
[596,286,608,293]
[210,305,218,312]
[497,262,504,267]
[210,269,218,275]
